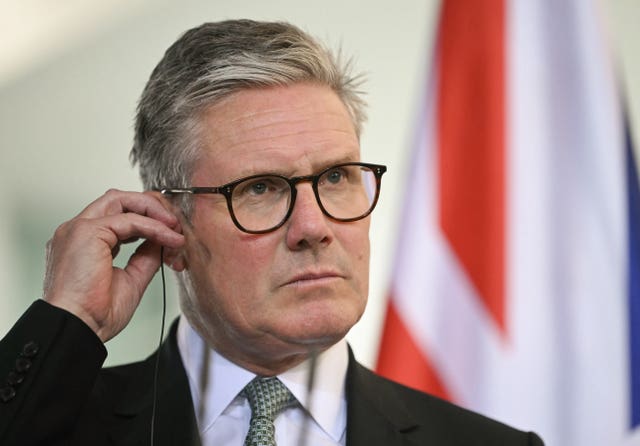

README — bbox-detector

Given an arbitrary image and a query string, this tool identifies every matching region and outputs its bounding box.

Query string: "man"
[0,20,543,445]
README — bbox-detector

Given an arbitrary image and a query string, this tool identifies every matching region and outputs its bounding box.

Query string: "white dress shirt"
[176,316,348,446]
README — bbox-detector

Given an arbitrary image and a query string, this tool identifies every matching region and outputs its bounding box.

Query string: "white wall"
[0,0,638,369]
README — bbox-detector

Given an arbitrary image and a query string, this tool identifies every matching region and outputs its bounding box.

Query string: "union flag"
[376,1,640,445]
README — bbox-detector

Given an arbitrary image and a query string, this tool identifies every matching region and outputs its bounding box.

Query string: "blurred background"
[0,1,638,443]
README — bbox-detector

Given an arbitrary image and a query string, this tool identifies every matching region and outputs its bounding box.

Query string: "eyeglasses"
[161,162,387,234]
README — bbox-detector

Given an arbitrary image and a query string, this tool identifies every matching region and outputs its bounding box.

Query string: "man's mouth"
[283,270,343,287]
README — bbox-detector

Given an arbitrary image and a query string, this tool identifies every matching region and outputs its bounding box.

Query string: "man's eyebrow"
[312,155,361,172]
[231,155,361,179]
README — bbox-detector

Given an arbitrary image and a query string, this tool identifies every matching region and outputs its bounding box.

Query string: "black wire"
[150,246,167,446]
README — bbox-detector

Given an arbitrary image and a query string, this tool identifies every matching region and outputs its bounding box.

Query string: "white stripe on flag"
[507,0,628,444]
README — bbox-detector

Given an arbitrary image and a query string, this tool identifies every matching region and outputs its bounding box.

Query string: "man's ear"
[162,247,186,272]
[146,190,188,272]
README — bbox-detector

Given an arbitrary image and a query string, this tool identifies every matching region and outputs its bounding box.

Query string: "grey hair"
[130,19,367,206]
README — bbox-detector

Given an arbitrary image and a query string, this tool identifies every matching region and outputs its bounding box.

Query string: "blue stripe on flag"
[627,118,640,429]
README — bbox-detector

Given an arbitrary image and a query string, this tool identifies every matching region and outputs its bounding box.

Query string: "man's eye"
[249,182,268,195]
[326,169,346,184]
[236,177,285,198]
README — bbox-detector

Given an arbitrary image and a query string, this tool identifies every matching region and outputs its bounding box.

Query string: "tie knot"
[243,377,295,421]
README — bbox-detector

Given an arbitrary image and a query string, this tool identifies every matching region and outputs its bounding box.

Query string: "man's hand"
[42,189,185,342]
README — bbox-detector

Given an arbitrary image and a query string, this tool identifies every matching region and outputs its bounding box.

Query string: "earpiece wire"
[150,246,167,446]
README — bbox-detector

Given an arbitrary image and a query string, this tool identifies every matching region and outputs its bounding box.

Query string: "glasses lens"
[317,164,378,220]
[231,176,291,232]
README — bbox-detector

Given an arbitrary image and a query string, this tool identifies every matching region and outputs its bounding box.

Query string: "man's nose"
[284,183,333,250]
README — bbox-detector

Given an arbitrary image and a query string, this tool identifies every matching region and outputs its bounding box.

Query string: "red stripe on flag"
[376,299,451,400]
[437,0,507,333]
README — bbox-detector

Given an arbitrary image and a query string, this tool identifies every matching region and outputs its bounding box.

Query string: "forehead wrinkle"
[205,112,356,155]
[229,111,355,136]
[221,90,348,118]
[224,127,358,150]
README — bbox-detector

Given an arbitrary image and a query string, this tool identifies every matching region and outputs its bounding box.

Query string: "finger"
[92,213,185,250]
[122,239,164,303]
[145,190,185,235]
[78,189,179,227]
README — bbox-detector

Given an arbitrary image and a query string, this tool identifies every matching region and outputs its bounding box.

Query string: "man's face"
[176,83,370,373]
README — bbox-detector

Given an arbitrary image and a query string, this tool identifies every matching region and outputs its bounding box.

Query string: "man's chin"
[273,319,354,349]
[287,333,344,347]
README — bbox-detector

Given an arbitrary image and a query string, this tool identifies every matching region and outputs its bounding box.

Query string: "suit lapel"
[345,349,421,446]
[102,329,425,446]
[107,320,201,446]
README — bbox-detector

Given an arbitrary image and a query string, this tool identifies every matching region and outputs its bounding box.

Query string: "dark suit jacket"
[0,301,543,445]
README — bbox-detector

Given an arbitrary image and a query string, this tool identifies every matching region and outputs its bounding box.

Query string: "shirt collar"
[278,340,348,442]
[177,315,348,442]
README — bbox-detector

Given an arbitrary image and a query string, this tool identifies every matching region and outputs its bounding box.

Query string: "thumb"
[123,240,163,299]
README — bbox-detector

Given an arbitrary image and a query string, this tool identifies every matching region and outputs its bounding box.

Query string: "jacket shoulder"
[347,358,544,445]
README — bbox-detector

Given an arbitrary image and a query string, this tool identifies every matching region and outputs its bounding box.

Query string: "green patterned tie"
[242,377,296,446]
